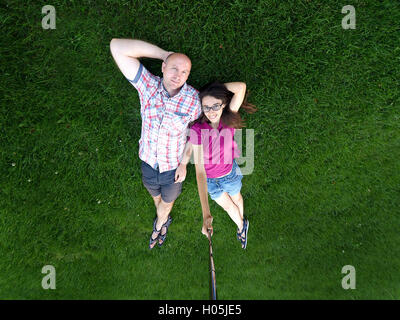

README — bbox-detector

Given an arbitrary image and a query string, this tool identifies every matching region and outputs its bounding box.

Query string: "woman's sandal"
[158,215,173,247]
[149,218,162,249]
[237,218,249,249]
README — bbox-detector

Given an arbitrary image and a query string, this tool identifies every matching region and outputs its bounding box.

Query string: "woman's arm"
[224,82,246,113]
[192,144,213,236]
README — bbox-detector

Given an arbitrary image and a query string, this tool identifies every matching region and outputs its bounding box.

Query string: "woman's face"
[201,96,225,125]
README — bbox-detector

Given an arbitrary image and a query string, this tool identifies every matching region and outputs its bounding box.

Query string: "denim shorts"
[141,161,182,203]
[207,160,243,200]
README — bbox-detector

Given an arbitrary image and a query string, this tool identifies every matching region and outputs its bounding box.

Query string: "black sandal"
[237,218,249,249]
[149,218,161,249]
[158,215,172,247]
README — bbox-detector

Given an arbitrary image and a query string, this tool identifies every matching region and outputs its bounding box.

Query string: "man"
[110,39,201,249]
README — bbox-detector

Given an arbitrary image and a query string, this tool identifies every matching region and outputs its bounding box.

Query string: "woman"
[189,81,256,249]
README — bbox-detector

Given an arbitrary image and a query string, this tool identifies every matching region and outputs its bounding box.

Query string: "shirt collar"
[205,120,224,131]
[158,79,187,98]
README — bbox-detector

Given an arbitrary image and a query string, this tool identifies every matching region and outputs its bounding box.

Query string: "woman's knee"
[230,192,243,205]
[215,194,238,213]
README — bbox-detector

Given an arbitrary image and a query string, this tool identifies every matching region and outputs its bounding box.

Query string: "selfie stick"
[207,228,217,300]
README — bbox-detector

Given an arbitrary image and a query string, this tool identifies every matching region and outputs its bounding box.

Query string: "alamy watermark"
[342,5,356,29]
[187,128,254,175]
[341,265,356,290]
[41,265,56,289]
[42,5,56,30]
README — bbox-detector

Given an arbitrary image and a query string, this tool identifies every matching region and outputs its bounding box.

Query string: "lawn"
[1,0,399,299]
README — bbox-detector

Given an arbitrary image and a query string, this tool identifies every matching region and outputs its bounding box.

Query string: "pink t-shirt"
[189,121,240,178]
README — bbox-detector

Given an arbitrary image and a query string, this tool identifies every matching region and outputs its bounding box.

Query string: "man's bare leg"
[156,199,174,246]
[149,195,174,248]
[152,194,162,209]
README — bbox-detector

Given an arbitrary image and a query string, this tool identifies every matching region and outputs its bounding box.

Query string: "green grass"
[1,0,399,299]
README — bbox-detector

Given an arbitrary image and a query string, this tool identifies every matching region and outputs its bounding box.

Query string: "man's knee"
[153,194,162,202]
[159,199,174,213]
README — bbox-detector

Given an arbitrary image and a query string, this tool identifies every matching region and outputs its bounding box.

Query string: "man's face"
[162,54,191,94]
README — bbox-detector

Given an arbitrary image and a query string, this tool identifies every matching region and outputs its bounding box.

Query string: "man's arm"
[174,140,193,183]
[180,140,193,166]
[110,38,172,81]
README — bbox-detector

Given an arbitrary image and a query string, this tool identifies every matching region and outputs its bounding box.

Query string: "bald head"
[165,53,192,70]
[162,52,192,96]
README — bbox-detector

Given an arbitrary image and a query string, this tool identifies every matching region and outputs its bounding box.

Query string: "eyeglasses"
[202,103,223,113]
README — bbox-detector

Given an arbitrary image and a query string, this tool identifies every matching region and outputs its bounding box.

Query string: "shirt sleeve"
[189,123,202,145]
[190,94,202,122]
[126,63,160,113]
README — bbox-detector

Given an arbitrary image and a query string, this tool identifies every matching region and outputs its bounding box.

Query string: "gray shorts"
[141,161,183,203]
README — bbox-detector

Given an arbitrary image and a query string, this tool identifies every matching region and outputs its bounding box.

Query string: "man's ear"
[161,61,166,73]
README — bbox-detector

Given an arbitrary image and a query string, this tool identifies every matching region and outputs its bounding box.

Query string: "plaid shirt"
[128,63,201,173]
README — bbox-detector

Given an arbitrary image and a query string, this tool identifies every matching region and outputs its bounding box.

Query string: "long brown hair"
[192,81,256,129]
